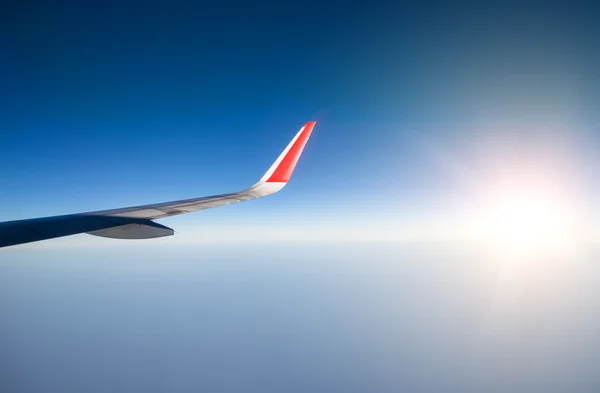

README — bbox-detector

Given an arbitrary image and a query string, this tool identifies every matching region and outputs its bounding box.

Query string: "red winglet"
[266,121,316,183]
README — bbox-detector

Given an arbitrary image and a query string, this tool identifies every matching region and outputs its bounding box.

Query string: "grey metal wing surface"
[0,121,315,248]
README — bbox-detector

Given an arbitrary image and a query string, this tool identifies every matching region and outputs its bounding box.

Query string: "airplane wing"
[0,121,316,248]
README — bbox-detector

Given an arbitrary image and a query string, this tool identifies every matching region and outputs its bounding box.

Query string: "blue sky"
[2,2,600,245]
[3,3,600,393]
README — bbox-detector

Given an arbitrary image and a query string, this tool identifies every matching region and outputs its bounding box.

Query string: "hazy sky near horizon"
[4,243,600,393]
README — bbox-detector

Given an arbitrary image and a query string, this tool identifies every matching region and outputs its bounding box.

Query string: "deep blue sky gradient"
[2,1,427,219]
[3,2,599,227]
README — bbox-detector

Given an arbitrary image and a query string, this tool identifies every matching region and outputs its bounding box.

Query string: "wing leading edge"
[0,121,316,248]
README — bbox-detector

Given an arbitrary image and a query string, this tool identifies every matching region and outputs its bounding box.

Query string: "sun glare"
[471,189,578,257]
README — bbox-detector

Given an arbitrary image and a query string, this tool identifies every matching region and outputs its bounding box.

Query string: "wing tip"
[265,121,316,184]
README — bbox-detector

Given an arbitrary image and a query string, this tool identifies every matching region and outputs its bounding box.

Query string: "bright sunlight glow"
[471,189,578,257]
